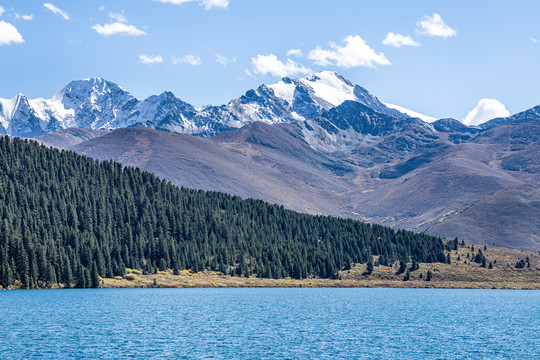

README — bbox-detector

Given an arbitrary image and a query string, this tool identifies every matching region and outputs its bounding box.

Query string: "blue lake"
[0,288,538,359]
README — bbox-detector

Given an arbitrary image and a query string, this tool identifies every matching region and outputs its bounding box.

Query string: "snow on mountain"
[0,71,419,138]
[4,94,45,137]
[383,102,437,123]
[222,71,409,129]
[55,77,139,130]
[0,95,20,131]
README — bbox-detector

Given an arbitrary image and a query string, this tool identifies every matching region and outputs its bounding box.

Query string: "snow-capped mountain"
[224,71,408,127]
[0,71,412,138]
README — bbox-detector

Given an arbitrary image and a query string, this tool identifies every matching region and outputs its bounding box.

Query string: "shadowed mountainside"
[38,102,540,251]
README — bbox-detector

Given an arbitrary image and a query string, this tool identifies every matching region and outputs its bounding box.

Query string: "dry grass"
[102,242,540,290]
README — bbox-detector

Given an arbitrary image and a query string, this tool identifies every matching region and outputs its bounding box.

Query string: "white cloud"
[0,6,5,17]
[215,54,227,67]
[251,54,311,77]
[382,32,420,47]
[463,99,510,126]
[92,22,146,36]
[172,54,202,66]
[92,13,146,37]
[43,3,70,20]
[244,68,254,78]
[154,0,193,5]
[201,0,228,9]
[308,35,391,68]
[416,13,456,38]
[0,21,24,45]
[139,54,163,64]
[108,11,127,23]
[14,14,34,21]
[99,6,106,11]
[530,37,538,43]
[286,48,303,57]
[153,0,228,10]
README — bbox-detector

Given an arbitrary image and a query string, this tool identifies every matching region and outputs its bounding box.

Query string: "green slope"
[0,137,446,289]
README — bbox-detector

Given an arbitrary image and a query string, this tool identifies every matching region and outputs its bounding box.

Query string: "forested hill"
[0,137,446,289]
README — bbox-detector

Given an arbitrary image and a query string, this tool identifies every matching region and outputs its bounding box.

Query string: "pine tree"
[91,262,100,288]
[396,260,406,275]
[403,269,410,281]
[480,257,487,268]
[364,260,374,275]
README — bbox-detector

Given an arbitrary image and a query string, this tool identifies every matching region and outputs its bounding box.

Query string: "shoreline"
[99,265,540,291]
[2,243,539,291]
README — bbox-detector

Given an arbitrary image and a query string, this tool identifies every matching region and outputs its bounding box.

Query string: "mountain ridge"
[0,71,414,138]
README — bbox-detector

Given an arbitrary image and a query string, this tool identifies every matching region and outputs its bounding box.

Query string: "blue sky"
[0,0,539,121]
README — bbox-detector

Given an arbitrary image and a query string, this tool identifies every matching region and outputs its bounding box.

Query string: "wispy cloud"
[93,23,146,36]
[14,14,34,21]
[0,20,24,46]
[251,54,311,77]
[416,13,456,38]
[108,11,127,23]
[139,54,163,64]
[153,0,229,10]
[530,37,538,43]
[1,6,33,21]
[43,3,70,20]
[308,35,391,68]
[172,54,202,66]
[215,54,227,67]
[382,32,420,47]
[201,0,228,9]
[92,11,146,36]
[286,48,303,57]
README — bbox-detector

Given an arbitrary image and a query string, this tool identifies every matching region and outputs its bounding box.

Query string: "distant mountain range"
[3,71,538,251]
[1,71,423,138]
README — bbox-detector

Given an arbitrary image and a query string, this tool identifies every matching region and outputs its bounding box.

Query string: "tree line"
[0,137,446,288]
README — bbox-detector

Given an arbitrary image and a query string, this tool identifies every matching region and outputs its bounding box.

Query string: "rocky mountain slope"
[38,98,540,251]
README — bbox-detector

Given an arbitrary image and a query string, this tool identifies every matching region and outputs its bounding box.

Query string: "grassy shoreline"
[101,271,540,290]
[2,242,539,290]
[102,244,540,290]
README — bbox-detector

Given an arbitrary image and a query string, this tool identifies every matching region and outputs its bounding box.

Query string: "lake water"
[0,288,538,359]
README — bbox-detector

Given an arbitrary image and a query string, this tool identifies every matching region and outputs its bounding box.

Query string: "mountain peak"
[53,77,132,101]
[305,70,352,86]
[269,71,409,119]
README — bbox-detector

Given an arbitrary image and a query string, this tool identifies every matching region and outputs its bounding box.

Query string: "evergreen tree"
[91,262,100,288]
[403,269,410,281]
[364,260,374,275]
[480,257,487,268]
[396,260,406,275]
